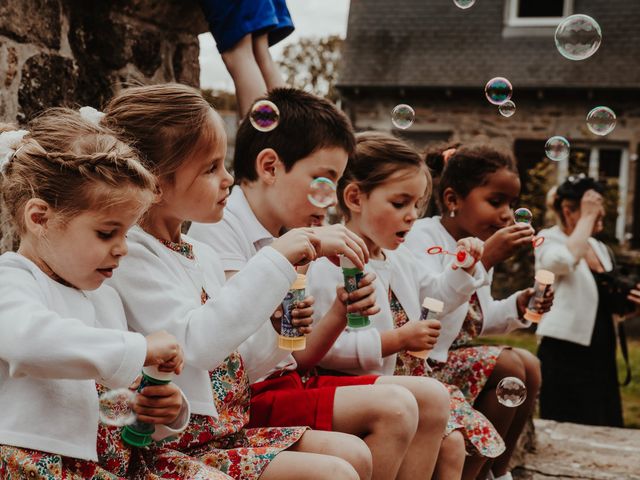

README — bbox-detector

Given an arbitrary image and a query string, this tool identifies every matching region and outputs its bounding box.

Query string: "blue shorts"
[199,0,295,53]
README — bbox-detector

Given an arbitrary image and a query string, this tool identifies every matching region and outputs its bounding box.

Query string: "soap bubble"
[586,106,616,136]
[249,100,280,132]
[391,104,415,129]
[99,388,137,426]
[555,14,602,61]
[308,177,337,208]
[514,207,533,224]
[453,0,475,9]
[496,376,527,407]
[498,100,516,117]
[485,77,513,105]
[545,136,570,162]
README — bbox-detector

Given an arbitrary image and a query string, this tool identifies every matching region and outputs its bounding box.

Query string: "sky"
[198,0,351,91]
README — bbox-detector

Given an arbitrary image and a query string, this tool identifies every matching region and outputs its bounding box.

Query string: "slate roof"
[339,0,640,89]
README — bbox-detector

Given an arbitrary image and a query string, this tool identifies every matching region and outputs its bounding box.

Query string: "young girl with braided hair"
[0,109,233,479]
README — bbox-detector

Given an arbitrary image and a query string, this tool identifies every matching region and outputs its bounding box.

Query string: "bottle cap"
[340,256,358,270]
[142,365,174,382]
[535,269,555,285]
[291,273,306,290]
[121,426,153,447]
[422,297,444,312]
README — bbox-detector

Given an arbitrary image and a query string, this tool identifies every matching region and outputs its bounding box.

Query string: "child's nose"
[112,238,128,257]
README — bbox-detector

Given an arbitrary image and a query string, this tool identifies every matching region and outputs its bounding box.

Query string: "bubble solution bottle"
[121,366,174,447]
[278,273,307,351]
[340,256,370,328]
[408,297,444,359]
[523,270,555,323]
[454,247,475,269]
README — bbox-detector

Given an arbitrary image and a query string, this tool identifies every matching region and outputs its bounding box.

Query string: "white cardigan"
[404,217,528,361]
[0,253,148,461]
[108,226,296,416]
[534,225,613,346]
[306,244,486,376]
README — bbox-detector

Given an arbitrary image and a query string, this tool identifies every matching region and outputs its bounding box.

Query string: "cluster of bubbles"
[391,104,416,129]
[308,177,337,208]
[249,100,280,132]
[99,388,137,427]
[496,376,527,408]
[545,136,571,162]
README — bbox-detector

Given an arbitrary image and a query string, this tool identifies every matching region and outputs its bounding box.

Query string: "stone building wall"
[0,0,207,251]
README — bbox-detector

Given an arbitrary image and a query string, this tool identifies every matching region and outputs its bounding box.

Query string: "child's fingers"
[356,272,377,287]
[361,305,381,316]
[345,229,370,264]
[292,305,314,319]
[291,316,313,328]
[347,295,377,313]
[347,282,375,303]
[335,285,349,304]
[139,384,179,398]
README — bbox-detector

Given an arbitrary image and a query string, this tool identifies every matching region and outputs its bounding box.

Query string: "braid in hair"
[1,108,157,233]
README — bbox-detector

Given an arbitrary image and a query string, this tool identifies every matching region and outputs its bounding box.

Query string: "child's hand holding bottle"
[131,379,184,426]
[397,318,441,352]
[334,271,380,321]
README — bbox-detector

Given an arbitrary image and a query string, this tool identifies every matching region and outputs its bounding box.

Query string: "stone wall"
[0,0,207,124]
[0,0,207,251]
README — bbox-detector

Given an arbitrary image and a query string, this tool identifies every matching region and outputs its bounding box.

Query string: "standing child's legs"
[260,430,371,480]
[490,348,541,476]
[332,384,419,480]
[221,34,268,116]
[375,376,454,480]
[252,34,286,91]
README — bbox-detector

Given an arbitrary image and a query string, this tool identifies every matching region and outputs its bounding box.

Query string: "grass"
[478,332,640,429]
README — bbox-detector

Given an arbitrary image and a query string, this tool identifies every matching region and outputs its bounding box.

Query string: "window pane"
[599,149,622,179]
[518,0,564,18]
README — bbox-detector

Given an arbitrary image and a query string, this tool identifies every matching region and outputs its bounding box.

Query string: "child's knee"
[325,456,360,480]
[516,348,542,390]
[344,436,373,480]
[375,385,419,438]
[497,348,526,379]
[442,430,466,459]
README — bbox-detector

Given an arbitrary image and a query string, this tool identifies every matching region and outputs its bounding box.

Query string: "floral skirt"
[160,352,307,480]
[429,345,504,404]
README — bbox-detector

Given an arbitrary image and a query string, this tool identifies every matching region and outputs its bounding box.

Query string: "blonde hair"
[0,109,158,236]
[103,83,220,180]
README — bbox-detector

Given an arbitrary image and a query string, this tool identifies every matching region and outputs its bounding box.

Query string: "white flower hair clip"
[0,129,29,175]
[79,106,105,126]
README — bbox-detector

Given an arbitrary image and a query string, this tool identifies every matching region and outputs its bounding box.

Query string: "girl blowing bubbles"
[404,144,554,480]
[306,132,501,480]
[104,84,373,480]
[0,110,227,479]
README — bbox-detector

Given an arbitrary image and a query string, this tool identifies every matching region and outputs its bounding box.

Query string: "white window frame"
[505,0,573,28]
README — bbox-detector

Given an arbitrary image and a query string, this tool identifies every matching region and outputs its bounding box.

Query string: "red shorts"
[248,371,379,431]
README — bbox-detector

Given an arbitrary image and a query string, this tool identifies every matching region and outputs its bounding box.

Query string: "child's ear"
[22,198,52,236]
[342,183,363,214]
[255,148,281,185]
[442,187,460,214]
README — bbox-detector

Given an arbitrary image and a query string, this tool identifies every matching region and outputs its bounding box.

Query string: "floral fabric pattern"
[389,290,505,458]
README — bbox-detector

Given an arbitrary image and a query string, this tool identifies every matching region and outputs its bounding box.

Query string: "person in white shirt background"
[0,110,204,478]
[103,83,374,480]
[306,131,507,480]
[404,143,553,480]
[536,175,640,427]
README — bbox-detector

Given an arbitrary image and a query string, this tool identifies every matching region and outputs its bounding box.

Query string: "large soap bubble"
[249,100,280,132]
[485,77,513,106]
[555,14,602,61]
[586,106,616,136]
[391,104,415,129]
[496,377,527,407]
[545,136,570,162]
[308,177,337,208]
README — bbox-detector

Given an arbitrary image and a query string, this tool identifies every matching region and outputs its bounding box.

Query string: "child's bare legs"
[221,34,268,117]
[332,384,419,480]
[491,348,541,476]
[252,34,286,90]
[375,376,452,480]
[468,349,525,479]
[260,430,372,480]
[433,431,465,480]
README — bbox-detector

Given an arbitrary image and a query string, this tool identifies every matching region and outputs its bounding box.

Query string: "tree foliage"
[278,35,343,101]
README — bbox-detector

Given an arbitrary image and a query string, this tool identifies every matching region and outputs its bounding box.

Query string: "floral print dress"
[389,290,505,458]
[156,238,307,480]
[429,293,505,404]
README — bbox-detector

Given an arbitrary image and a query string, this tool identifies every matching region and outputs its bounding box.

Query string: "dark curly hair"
[552,175,605,221]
